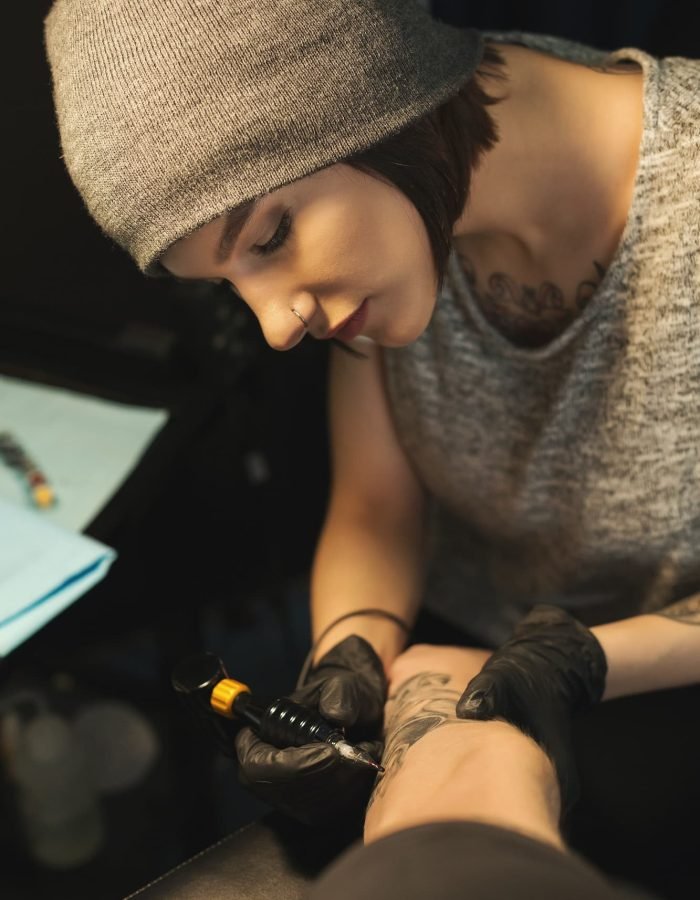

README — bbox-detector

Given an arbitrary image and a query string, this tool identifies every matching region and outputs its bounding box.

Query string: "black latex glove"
[235,634,387,825]
[456,604,608,819]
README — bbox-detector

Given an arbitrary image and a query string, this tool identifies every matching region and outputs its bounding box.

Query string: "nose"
[257,297,317,351]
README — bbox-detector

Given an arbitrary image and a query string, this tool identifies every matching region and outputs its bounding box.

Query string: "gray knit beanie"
[44,1,484,275]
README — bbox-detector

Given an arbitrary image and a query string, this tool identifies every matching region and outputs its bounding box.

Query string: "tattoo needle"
[331,737,385,773]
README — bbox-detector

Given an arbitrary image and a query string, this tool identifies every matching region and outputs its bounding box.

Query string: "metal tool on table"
[171,652,383,773]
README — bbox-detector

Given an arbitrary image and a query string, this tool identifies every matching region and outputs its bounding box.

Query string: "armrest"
[125,812,360,900]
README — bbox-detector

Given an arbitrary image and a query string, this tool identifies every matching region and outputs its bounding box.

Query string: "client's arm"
[364,644,563,851]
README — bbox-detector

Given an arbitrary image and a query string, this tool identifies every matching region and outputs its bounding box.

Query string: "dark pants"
[408,608,700,900]
[307,821,656,900]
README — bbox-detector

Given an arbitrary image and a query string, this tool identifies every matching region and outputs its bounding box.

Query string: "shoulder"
[484,30,611,69]
[655,55,700,144]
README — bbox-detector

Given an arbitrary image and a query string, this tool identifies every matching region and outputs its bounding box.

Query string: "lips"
[327,299,369,342]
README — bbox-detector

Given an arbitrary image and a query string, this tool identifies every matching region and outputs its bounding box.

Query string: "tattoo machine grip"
[238,695,341,746]
[171,652,343,752]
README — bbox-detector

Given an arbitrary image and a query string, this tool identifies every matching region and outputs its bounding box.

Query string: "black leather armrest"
[125,813,360,900]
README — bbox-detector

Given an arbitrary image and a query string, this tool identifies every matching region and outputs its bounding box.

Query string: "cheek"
[299,185,396,286]
[306,206,376,283]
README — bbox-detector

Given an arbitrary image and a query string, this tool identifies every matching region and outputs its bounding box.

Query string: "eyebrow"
[215,197,262,264]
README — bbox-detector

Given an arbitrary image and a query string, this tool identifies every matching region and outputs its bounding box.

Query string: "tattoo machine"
[171,652,383,773]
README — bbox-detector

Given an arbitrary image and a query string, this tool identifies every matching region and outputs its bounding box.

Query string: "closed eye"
[253,210,292,257]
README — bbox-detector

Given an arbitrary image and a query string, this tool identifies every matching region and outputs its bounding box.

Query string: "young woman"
[45,0,700,885]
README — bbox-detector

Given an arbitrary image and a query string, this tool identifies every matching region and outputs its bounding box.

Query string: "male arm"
[364,643,563,850]
[309,644,653,900]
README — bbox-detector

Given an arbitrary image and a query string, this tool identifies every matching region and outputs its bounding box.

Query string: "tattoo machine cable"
[171,652,383,773]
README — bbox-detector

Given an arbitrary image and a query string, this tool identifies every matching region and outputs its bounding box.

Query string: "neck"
[453,43,643,273]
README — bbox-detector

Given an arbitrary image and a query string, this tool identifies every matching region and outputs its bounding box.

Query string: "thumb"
[457,673,498,720]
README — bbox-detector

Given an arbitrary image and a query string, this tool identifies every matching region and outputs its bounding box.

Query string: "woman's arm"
[592,596,700,701]
[310,342,427,674]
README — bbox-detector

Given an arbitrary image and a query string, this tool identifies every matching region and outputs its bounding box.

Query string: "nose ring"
[291,308,309,329]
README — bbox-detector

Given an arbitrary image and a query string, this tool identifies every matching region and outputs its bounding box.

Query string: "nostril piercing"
[291,308,309,329]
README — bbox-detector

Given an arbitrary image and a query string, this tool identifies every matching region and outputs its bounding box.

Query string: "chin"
[368,285,437,348]
[376,327,426,349]
[386,312,434,347]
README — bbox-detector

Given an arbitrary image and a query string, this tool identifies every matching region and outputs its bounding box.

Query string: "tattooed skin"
[367,672,469,810]
[654,595,700,625]
[456,251,606,348]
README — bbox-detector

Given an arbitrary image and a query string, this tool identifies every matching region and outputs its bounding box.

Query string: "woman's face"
[160,163,439,351]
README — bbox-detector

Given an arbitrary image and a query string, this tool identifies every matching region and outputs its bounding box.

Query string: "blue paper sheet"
[0,498,116,656]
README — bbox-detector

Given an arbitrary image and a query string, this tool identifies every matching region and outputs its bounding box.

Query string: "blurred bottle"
[12,712,104,868]
[74,700,159,794]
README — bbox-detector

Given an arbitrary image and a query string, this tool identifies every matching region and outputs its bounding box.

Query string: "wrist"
[312,611,410,676]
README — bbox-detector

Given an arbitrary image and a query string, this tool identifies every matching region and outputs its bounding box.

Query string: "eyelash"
[254,210,292,256]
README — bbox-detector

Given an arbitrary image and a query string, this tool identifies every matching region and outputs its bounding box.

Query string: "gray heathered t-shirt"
[382,32,700,646]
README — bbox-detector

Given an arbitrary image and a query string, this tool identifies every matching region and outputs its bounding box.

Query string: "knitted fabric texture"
[383,32,700,645]
[44,0,484,275]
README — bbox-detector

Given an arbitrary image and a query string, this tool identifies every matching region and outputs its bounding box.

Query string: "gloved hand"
[235,634,387,825]
[456,604,607,819]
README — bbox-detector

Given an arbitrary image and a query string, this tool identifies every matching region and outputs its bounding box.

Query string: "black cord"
[296,608,412,688]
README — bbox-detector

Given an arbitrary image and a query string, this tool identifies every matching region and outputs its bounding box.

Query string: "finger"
[456,674,497,720]
[235,727,337,779]
[291,680,322,709]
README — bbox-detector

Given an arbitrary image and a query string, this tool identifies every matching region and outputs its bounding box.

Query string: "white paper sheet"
[0,374,168,531]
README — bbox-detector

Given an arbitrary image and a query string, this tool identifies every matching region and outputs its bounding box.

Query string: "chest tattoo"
[457,251,607,348]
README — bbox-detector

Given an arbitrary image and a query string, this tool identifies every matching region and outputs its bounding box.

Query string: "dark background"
[1,2,698,898]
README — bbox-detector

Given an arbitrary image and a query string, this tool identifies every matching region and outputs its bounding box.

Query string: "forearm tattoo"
[367,671,468,810]
[653,595,700,625]
[456,251,606,348]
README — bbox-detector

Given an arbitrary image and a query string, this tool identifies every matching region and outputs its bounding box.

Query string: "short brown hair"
[342,40,507,296]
